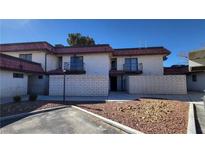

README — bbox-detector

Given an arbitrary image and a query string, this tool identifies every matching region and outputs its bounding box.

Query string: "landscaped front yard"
[0,99,189,134]
[78,99,189,134]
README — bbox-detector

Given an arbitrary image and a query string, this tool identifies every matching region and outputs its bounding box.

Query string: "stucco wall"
[2,51,46,70]
[0,70,28,98]
[127,75,187,94]
[115,55,164,75]
[49,75,109,96]
[187,72,205,92]
[47,54,58,71]
[62,53,110,76]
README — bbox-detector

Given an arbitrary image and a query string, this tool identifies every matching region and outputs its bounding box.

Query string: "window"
[192,74,197,82]
[19,54,32,61]
[58,57,62,69]
[70,56,83,71]
[38,75,43,79]
[13,73,24,78]
[124,58,138,71]
[111,58,117,70]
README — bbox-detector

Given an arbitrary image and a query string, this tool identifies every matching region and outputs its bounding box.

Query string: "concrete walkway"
[1,91,204,104]
[0,107,125,134]
[107,91,204,104]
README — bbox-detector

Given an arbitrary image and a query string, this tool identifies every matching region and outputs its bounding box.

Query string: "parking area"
[0,107,125,134]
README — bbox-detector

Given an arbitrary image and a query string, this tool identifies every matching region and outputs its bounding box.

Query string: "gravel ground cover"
[0,101,66,117]
[78,99,189,134]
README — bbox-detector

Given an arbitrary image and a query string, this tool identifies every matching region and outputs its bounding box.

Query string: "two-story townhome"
[187,49,205,92]
[1,41,187,100]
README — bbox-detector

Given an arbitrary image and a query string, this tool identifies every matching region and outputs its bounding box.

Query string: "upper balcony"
[123,62,143,74]
[110,63,143,76]
[63,62,86,74]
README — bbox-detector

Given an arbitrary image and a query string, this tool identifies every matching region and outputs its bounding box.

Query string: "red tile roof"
[164,67,188,75]
[54,44,113,54]
[0,42,54,52]
[0,42,171,56]
[113,47,170,56]
[0,53,44,74]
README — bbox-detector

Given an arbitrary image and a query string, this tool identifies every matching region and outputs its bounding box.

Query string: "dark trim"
[114,46,165,50]
[0,53,41,65]
[190,66,205,72]
[109,70,142,76]
[0,67,44,74]
[47,70,86,75]
[54,44,110,49]
[0,41,53,46]
[54,50,112,55]
[113,52,169,57]
[0,48,52,53]
[1,42,171,56]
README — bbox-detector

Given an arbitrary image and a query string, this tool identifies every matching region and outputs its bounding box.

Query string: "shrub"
[29,94,37,101]
[13,96,21,103]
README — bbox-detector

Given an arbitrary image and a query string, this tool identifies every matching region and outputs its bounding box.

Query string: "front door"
[110,76,117,91]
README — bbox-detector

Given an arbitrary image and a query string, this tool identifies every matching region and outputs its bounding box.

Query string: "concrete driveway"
[0,107,125,134]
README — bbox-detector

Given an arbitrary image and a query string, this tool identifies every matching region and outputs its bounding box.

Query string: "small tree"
[67,33,95,46]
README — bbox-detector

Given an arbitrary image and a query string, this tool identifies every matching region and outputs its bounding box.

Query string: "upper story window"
[70,56,84,71]
[124,58,138,71]
[111,58,117,70]
[19,54,32,61]
[58,57,62,69]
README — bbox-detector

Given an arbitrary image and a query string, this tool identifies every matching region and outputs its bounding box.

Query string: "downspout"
[45,52,48,72]
[45,52,49,95]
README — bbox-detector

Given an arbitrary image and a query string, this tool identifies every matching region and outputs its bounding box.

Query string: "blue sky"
[0,19,205,66]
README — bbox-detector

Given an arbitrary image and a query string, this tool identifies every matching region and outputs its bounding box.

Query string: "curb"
[0,105,68,122]
[187,103,196,134]
[72,105,144,134]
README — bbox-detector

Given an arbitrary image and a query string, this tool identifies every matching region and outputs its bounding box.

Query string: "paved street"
[195,104,205,134]
[0,107,125,134]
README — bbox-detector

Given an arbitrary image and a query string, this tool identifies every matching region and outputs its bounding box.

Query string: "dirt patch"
[0,101,67,117]
[78,99,189,134]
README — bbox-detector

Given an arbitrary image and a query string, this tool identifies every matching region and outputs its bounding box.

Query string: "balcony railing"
[64,62,85,72]
[123,63,143,73]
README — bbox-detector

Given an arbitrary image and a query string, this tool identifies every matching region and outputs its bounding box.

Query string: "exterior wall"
[47,54,58,71]
[127,75,187,94]
[28,75,49,95]
[115,55,164,75]
[187,72,205,92]
[2,51,46,70]
[0,70,28,98]
[189,59,205,71]
[49,75,109,96]
[62,53,110,76]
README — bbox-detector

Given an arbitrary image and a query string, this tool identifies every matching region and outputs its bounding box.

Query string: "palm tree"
[67,33,95,46]
[67,33,81,46]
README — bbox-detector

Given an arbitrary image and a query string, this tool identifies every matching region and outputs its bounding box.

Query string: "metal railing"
[64,62,85,71]
[123,63,143,72]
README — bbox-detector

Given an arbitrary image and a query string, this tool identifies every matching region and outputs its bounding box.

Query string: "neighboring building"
[0,53,44,98]
[187,49,205,92]
[0,41,188,99]
[164,65,188,75]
